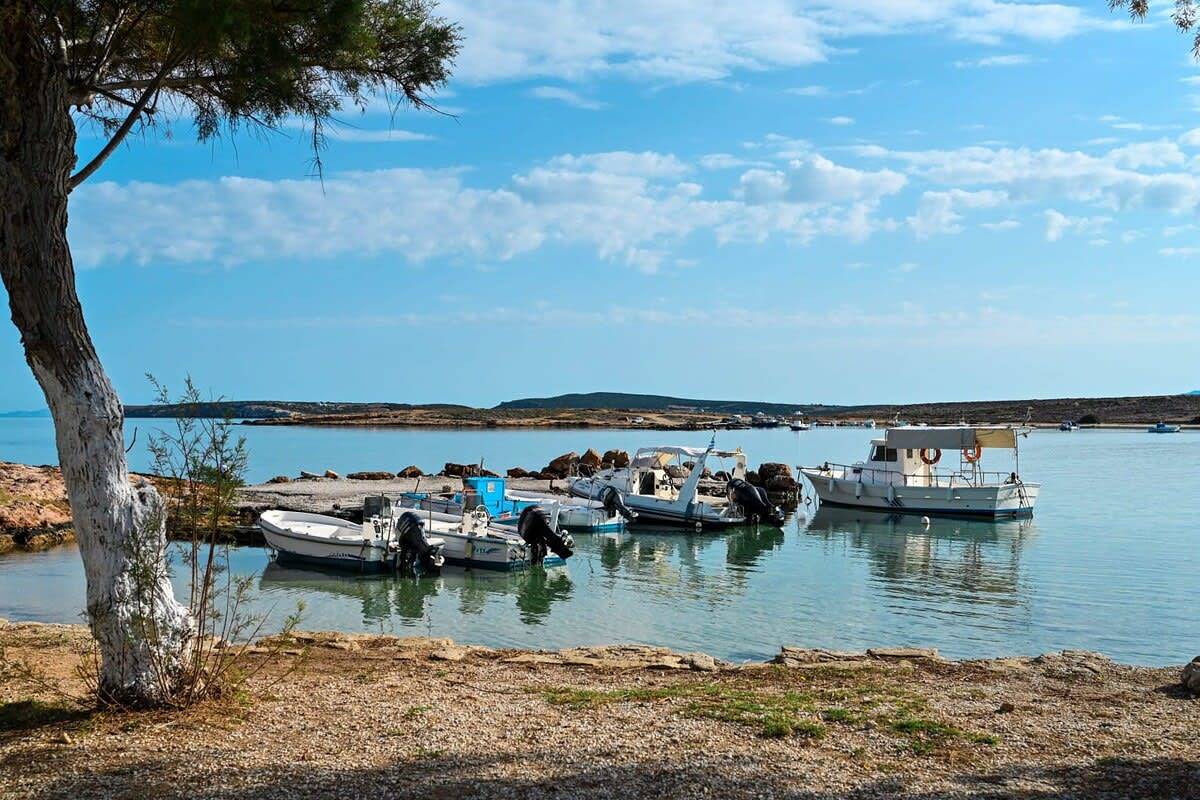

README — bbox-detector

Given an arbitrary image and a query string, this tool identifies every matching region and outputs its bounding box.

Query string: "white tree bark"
[1,2,193,705]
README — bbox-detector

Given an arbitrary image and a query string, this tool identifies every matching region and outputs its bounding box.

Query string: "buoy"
[921,516,931,527]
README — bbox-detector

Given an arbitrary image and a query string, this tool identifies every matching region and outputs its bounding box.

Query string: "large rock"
[506,467,531,479]
[442,463,482,478]
[579,448,603,469]
[543,452,579,478]
[298,470,321,480]
[397,466,424,478]
[266,475,291,484]
[1183,656,1200,693]
[603,449,630,468]
[323,469,340,479]
[347,471,395,481]
[758,462,793,484]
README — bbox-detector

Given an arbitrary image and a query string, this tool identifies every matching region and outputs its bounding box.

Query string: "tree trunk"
[0,2,193,705]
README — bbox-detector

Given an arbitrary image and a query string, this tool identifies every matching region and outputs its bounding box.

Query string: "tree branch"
[69,62,173,191]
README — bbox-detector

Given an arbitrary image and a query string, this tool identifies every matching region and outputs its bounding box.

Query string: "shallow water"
[1,419,1197,664]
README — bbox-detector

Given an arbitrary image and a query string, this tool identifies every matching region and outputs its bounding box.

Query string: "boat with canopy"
[800,425,1039,518]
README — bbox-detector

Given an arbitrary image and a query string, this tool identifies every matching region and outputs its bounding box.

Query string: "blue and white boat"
[402,476,629,533]
[1148,421,1181,433]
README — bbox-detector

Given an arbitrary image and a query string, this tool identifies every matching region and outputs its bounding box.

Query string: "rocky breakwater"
[0,462,76,553]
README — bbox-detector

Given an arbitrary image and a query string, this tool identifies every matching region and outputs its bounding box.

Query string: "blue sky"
[2,0,1199,409]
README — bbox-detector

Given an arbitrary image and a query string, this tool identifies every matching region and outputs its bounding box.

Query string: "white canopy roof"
[883,425,1019,450]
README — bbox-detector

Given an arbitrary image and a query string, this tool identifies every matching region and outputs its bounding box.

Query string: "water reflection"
[803,505,1034,606]
[259,561,574,627]
[576,522,787,607]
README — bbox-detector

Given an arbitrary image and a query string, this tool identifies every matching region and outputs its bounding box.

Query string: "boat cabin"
[626,445,747,500]
[851,426,1025,488]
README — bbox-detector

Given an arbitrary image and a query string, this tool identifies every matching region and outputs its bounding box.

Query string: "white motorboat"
[568,442,784,529]
[1059,420,1079,431]
[1148,421,1181,434]
[402,504,575,569]
[402,476,628,533]
[259,501,445,573]
[800,425,1039,518]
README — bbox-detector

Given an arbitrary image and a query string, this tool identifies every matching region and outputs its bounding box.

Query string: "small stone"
[56,731,73,745]
[429,646,467,662]
[685,652,718,672]
[266,475,291,484]
[996,701,1016,714]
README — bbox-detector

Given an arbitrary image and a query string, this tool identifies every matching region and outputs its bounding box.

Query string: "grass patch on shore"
[539,678,999,751]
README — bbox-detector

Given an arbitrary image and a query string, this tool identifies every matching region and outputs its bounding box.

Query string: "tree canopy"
[30,0,460,187]
[1110,0,1200,56]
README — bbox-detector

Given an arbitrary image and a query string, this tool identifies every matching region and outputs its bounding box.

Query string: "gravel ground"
[1,622,1197,799]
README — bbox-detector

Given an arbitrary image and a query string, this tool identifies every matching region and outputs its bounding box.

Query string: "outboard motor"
[518,506,575,565]
[727,478,786,528]
[395,512,445,574]
[600,486,637,521]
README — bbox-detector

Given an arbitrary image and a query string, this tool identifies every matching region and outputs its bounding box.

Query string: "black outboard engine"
[600,486,637,521]
[518,506,575,565]
[395,512,445,574]
[727,478,786,528]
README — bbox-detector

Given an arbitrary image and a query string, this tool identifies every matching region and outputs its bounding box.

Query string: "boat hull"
[802,471,1039,518]
[260,519,392,572]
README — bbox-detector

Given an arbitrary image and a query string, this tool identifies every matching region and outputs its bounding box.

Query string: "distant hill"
[0,409,49,418]
[123,400,470,419]
[496,392,835,416]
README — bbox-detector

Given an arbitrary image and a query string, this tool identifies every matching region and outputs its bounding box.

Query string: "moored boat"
[1148,421,1181,433]
[402,476,629,533]
[568,441,784,529]
[259,501,445,573]
[800,425,1039,518]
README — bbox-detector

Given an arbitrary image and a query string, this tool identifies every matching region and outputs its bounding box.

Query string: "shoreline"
[2,620,1197,799]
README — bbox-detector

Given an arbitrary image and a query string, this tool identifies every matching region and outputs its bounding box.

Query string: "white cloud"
[440,0,1117,84]
[907,189,1007,238]
[981,219,1020,230]
[827,115,855,126]
[1160,246,1200,256]
[287,121,433,142]
[787,85,829,96]
[736,155,906,206]
[953,53,1036,68]
[527,86,607,110]
[70,151,908,273]
[1180,128,1200,147]
[699,153,771,170]
[1044,209,1110,241]
[855,142,1200,215]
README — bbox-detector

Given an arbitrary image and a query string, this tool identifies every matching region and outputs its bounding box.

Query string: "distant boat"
[789,421,810,431]
[1059,421,1079,431]
[1148,421,1181,434]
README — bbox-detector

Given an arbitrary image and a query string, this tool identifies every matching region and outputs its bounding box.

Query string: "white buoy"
[921,516,931,527]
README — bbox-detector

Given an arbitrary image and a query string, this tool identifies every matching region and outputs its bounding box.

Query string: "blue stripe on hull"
[816,498,1034,519]
[274,549,390,573]
[440,554,567,571]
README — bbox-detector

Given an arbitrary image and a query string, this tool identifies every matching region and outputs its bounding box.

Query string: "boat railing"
[806,462,1020,489]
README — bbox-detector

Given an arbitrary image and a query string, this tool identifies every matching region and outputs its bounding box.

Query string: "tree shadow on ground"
[0,700,91,737]
[27,752,1200,799]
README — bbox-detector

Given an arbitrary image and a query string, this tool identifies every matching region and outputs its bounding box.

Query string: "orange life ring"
[962,445,982,463]
[919,448,941,465]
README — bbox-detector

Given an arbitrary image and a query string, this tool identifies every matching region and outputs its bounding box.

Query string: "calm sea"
[1,417,1197,664]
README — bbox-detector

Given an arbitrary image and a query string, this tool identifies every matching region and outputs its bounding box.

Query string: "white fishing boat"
[259,501,445,573]
[568,442,784,529]
[1059,420,1079,431]
[1148,421,1181,434]
[800,425,1039,518]
[403,504,575,569]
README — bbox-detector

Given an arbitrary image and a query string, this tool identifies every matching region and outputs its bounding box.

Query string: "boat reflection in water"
[586,521,788,605]
[802,505,1035,606]
[259,561,573,628]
